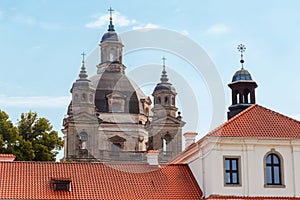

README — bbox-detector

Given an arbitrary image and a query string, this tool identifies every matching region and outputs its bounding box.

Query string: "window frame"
[223,156,242,187]
[264,149,285,188]
[52,179,71,191]
[106,92,126,113]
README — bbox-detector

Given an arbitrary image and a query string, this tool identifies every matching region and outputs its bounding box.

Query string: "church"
[62,10,185,162]
[0,9,300,200]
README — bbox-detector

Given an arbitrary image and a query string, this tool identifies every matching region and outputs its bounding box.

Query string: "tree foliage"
[0,110,63,161]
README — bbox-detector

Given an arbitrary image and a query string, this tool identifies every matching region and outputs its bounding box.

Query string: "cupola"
[228,44,258,120]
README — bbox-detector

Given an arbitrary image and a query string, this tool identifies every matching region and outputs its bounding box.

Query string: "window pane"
[232,172,238,184]
[225,159,230,170]
[266,155,271,164]
[112,104,121,112]
[225,158,240,185]
[274,166,281,184]
[232,160,237,170]
[266,166,272,184]
[272,155,279,164]
[226,172,231,184]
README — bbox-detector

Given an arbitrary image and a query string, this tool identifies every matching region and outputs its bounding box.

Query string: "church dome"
[101,31,122,43]
[232,68,253,82]
[153,61,176,94]
[89,68,146,114]
[153,82,176,93]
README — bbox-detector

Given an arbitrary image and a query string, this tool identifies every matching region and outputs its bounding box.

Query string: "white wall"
[185,138,300,198]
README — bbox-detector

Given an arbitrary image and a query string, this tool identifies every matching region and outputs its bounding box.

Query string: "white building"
[171,53,300,199]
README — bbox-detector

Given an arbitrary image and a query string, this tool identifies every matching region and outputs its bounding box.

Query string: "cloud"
[132,23,160,30]
[204,24,230,35]
[11,14,64,30]
[86,12,136,29]
[0,95,70,108]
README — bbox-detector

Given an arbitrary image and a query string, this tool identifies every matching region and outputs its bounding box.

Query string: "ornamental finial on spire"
[81,51,86,63]
[160,57,169,83]
[237,44,246,69]
[107,7,115,31]
[108,7,114,21]
[162,56,166,71]
[79,50,88,80]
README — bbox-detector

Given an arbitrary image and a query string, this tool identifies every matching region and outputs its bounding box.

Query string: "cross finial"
[162,57,166,71]
[79,50,88,80]
[237,44,246,69]
[108,7,114,20]
[107,7,115,31]
[81,51,86,63]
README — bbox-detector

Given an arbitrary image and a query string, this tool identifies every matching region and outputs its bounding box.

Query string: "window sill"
[264,184,286,188]
[224,184,242,187]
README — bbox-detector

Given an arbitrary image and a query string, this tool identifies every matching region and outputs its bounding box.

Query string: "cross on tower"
[81,51,86,62]
[108,7,114,20]
[237,44,246,69]
[162,57,167,71]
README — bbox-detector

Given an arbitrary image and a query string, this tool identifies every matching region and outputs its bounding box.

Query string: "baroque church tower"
[62,8,183,162]
[148,59,185,160]
[62,54,99,161]
[228,44,258,119]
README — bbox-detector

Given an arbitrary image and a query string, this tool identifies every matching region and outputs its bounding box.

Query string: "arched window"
[243,89,250,104]
[264,151,284,187]
[110,49,115,61]
[164,96,169,105]
[162,134,172,153]
[171,97,175,106]
[79,132,88,150]
[162,138,167,154]
[232,90,238,104]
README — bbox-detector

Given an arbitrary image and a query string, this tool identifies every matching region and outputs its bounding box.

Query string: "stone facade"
[62,16,184,162]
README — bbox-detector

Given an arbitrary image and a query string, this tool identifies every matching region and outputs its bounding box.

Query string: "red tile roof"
[206,195,300,199]
[206,104,300,139]
[0,161,202,200]
[0,154,16,158]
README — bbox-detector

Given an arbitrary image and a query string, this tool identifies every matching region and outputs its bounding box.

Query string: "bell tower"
[228,44,258,119]
[148,58,185,162]
[98,7,124,66]
[63,52,99,161]
[152,57,178,118]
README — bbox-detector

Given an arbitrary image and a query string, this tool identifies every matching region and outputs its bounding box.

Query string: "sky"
[1,0,300,159]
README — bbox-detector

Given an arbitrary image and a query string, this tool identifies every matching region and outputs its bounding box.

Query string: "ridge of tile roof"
[0,154,16,158]
[204,104,300,139]
[0,161,202,200]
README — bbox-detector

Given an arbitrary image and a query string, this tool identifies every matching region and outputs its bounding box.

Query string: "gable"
[72,112,98,122]
[152,116,183,125]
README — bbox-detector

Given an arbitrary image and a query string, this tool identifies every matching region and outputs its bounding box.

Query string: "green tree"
[17,112,64,161]
[0,110,19,154]
[0,110,63,161]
